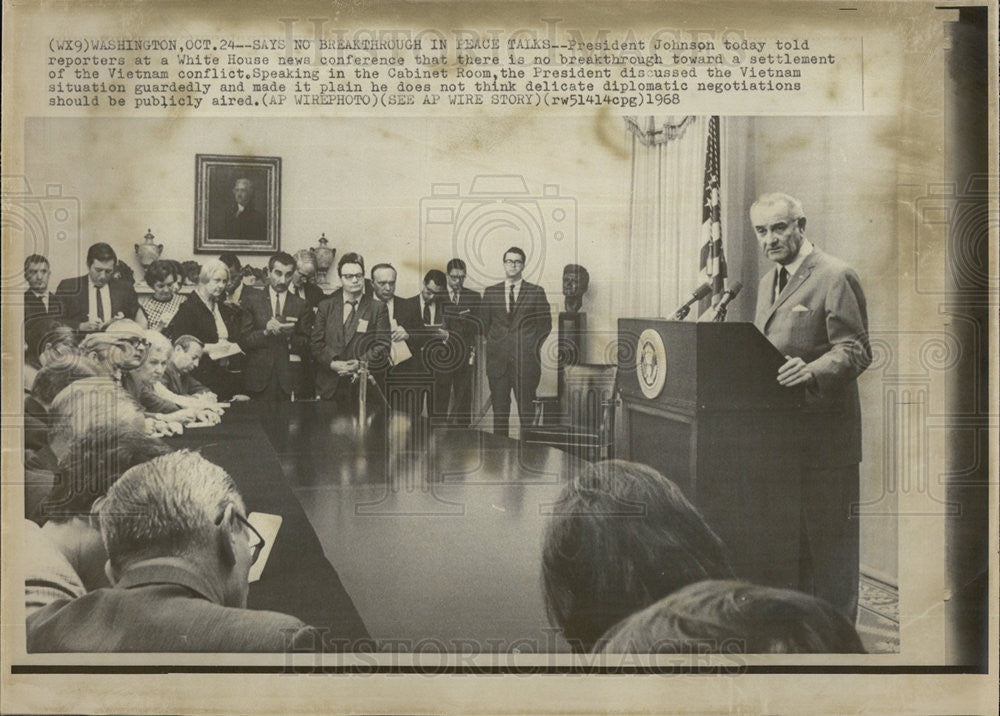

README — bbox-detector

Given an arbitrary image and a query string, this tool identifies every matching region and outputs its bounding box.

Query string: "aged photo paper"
[2,0,996,713]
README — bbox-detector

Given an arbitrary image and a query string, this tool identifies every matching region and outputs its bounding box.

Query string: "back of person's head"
[542,460,734,653]
[26,318,77,368]
[37,427,171,522]
[218,252,241,273]
[596,580,865,654]
[50,377,144,445]
[30,355,103,408]
[100,450,246,578]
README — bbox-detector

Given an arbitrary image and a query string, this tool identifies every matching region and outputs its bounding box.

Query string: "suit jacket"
[481,280,552,383]
[754,247,871,467]
[238,287,313,393]
[390,295,432,373]
[310,293,390,399]
[27,559,320,652]
[291,282,326,311]
[23,290,64,361]
[442,287,482,365]
[54,275,139,328]
[162,362,212,397]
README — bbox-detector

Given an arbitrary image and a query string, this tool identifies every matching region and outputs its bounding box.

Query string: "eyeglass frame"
[216,508,266,565]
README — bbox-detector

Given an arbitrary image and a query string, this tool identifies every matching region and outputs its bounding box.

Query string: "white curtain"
[621,116,709,319]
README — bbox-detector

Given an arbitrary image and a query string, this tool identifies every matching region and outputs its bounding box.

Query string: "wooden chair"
[524,363,617,462]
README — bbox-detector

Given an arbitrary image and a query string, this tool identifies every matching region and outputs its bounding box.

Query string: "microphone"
[672,282,713,320]
[712,281,743,322]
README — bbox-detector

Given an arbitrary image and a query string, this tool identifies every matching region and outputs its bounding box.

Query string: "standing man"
[440,259,481,425]
[23,254,62,361]
[393,270,449,415]
[481,247,552,437]
[288,249,326,310]
[751,192,871,620]
[311,253,390,410]
[370,263,420,372]
[238,252,312,401]
[55,243,139,331]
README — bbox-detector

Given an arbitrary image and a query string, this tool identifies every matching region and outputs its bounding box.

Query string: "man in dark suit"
[27,451,321,652]
[23,254,63,361]
[311,253,390,410]
[54,242,139,331]
[286,250,326,400]
[238,252,312,402]
[751,192,872,620]
[391,269,449,416]
[217,177,267,244]
[481,246,553,437]
[440,258,481,426]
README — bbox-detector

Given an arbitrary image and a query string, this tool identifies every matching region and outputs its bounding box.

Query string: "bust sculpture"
[562,263,590,314]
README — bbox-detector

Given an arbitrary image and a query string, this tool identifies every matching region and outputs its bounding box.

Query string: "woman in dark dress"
[164,259,246,399]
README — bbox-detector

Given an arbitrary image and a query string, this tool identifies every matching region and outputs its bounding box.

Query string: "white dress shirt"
[504,279,523,312]
[773,239,813,303]
[88,282,112,322]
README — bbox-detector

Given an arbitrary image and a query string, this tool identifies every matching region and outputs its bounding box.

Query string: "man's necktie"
[423,302,432,325]
[777,267,789,297]
[508,284,515,314]
[275,293,283,319]
[95,287,105,321]
[452,290,459,305]
[345,300,357,327]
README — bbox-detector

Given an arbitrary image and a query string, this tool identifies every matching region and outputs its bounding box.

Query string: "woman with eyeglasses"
[165,259,247,400]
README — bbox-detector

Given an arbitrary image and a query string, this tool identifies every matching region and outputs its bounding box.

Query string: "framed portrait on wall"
[194,153,281,254]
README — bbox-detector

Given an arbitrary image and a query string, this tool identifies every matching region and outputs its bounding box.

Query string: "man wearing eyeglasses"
[481,246,552,437]
[311,252,390,409]
[27,450,323,652]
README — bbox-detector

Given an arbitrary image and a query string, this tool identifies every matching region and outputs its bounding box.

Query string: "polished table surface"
[175,401,585,653]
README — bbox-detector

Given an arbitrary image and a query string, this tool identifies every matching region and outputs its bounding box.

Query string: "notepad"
[246,512,282,583]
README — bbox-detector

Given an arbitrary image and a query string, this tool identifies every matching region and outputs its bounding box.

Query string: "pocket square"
[792,305,811,312]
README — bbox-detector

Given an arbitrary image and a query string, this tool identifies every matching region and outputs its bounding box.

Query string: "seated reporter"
[28,450,323,652]
[81,318,167,387]
[160,335,220,407]
[596,580,865,654]
[122,331,220,427]
[25,426,170,616]
[24,354,101,454]
[542,460,734,653]
[26,377,149,517]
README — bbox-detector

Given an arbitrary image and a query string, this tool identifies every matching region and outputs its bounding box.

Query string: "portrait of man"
[196,155,281,254]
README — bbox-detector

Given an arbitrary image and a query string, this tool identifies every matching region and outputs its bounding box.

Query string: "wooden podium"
[616,319,804,590]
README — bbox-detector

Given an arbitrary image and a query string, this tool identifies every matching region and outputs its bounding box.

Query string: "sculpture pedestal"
[557,311,586,400]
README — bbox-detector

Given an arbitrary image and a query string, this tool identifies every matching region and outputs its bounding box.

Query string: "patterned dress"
[139,294,185,331]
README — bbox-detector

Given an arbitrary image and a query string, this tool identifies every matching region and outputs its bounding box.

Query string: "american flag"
[699,116,727,299]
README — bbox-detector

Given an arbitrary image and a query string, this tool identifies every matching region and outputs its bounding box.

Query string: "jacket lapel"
[762,253,817,328]
[343,295,362,342]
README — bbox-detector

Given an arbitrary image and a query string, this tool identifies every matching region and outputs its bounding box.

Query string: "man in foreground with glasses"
[481,246,552,437]
[311,252,390,410]
[27,450,321,652]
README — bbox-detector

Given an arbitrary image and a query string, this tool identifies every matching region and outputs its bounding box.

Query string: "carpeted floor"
[856,574,899,653]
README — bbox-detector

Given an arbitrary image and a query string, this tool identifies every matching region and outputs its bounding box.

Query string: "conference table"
[172,401,584,653]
